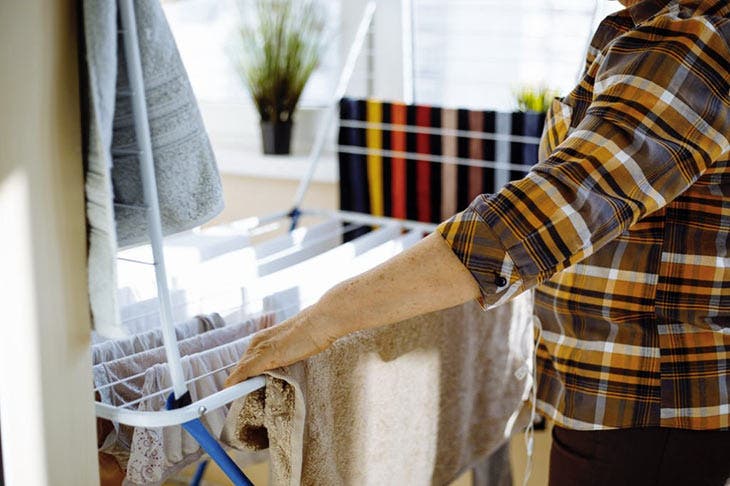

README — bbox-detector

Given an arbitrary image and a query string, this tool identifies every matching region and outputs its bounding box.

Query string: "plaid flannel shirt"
[438,0,730,430]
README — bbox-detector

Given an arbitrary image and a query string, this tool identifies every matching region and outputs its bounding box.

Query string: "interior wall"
[0,0,100,484]
[210,174,339,225]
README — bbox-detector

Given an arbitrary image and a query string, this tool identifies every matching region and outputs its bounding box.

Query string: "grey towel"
[82,0,224,337]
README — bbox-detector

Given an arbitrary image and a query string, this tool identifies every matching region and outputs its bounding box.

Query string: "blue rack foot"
[167,393,254,486]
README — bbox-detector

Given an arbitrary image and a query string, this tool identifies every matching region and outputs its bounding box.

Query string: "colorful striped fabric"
[338,100,544,224]
[366,100,384,217]
[438,0,730,430]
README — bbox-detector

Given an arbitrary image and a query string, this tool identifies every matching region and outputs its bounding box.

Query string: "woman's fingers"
[224,313,332,387]
[224,328,281,387]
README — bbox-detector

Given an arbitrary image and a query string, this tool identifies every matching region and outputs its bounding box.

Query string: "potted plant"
[510,84,558,179]
[233,0,326,155]
[513,84,559,114]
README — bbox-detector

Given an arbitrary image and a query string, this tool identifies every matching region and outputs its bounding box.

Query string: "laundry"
[92,313,226,365]
[123,344,267,486]
[96,313,274,485]
[93,314,273,407]
[81,0,224,337]
[222,293,534,486]
[338,98,545,224]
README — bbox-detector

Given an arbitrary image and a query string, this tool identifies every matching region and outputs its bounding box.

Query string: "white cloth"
[93,315,271,407]
[124,344,267,486]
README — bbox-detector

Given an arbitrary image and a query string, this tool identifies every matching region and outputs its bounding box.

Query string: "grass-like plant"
[513,85,560,113]
[233,0,326,123]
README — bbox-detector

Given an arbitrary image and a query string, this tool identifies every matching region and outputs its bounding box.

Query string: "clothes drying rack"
[94,2,397,485]
[97,0,602,483]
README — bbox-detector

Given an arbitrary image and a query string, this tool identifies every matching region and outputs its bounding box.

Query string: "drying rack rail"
[96,375,266,428]
[94,210,431,428]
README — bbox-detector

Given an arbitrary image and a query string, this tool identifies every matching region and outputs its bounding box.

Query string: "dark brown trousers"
[549,425,730,486]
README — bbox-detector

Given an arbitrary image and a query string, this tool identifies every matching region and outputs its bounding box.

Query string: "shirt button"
[514,366,528,380]
[494,275,507,287]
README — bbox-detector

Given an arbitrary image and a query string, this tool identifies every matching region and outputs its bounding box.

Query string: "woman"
[226,1,730,483]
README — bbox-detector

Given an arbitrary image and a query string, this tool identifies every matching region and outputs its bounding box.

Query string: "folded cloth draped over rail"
[338,98,546,224]
[222,295,534,486]
[80,0,224,337]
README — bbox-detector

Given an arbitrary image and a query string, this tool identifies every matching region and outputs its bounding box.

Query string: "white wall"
[0,1,100,484]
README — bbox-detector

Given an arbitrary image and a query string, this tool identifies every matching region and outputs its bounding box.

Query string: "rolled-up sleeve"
[437,200,523,308]
[437,15,730,309]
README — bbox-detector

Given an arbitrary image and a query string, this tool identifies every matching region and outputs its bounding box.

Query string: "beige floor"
[170,427,551,486]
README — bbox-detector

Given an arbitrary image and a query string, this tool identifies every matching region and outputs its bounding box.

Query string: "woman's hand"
[224,308,337,387]
[224,232,481,387]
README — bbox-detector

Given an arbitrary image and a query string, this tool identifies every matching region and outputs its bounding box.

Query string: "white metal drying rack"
[96,0,560,427]
[93,1,604,483]
[95,0,435,449]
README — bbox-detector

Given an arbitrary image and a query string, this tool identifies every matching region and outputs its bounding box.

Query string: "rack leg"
[167,393,254,486]
[190,460,209,486]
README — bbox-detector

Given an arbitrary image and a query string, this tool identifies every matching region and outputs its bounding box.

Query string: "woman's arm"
[224,232,480,386]
[225,17,730,388]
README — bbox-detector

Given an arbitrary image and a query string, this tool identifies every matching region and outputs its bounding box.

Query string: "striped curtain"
[338,97,546,224]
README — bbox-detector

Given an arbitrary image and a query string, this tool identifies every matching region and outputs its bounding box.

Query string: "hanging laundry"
[222,294,534,486]
[338,99,370,216]
[467,110,484,203]
[94,315,272,406]
[415,104,433,222]
[427,107,443,224]
[96,313,274,486]
[366,100,384,217]
[80,0,224,337]
[337,98,545,224]
[509,110,546,182]
[405,104,419,221]
[92,313,226,365]
[124,345,267,486]
[440,108,459,220]
[390,102,408,219]
[381,102,394,217]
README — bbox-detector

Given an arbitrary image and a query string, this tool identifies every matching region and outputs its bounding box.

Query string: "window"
[411,0,622,109]
[164,0,344,158]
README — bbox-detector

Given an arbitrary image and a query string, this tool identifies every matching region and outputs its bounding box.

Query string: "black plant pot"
[260,120,293,155]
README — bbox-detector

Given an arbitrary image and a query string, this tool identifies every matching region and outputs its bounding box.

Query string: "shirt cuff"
[437,196,524,309]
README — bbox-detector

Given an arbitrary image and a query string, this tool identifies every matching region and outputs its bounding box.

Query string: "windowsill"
[215,147,338,184]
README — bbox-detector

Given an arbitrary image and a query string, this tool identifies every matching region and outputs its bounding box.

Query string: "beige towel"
[222,294,534,486]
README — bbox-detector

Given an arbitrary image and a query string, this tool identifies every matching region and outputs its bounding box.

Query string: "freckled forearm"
[225,232,482,386]
[308,232,481,344]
